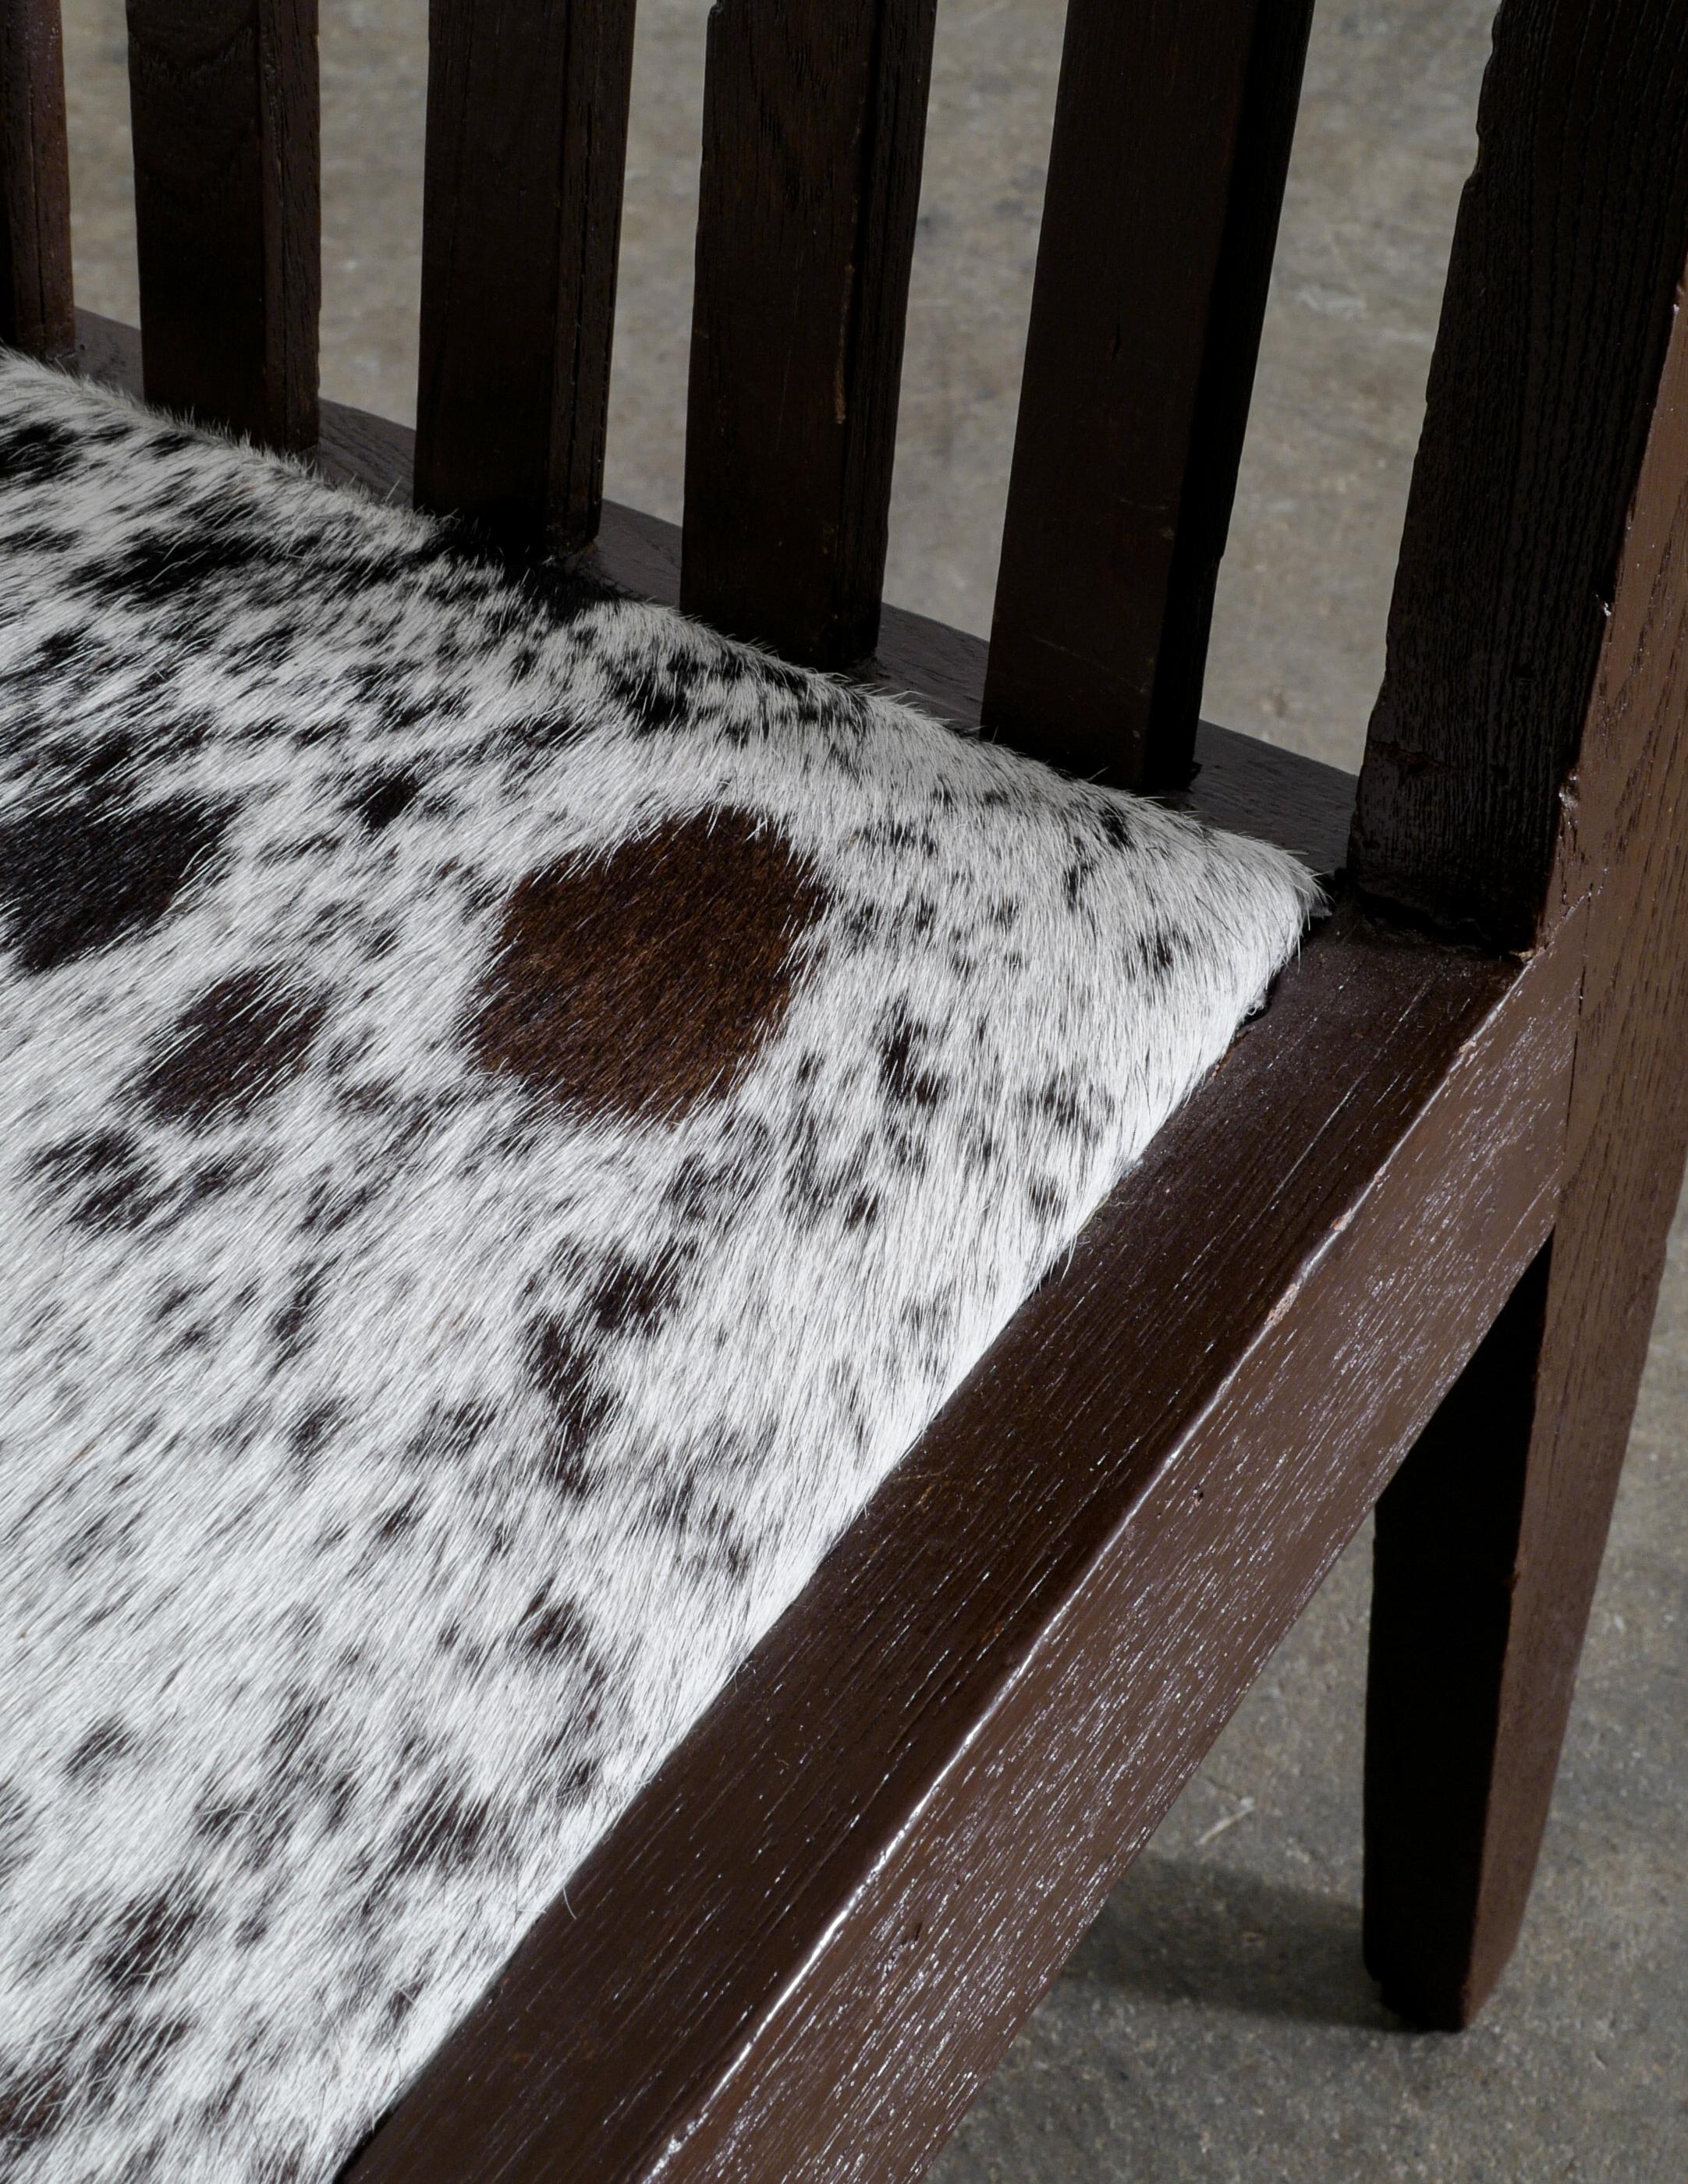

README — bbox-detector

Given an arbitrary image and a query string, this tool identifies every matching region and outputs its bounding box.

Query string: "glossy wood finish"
[1364,263,1688,2026]
[126,0,320,448]
[346,910,1580,2184]
[1349,0,1688,947]
[982,0,1315,788]
[415,0,636,550]
[679,0,938,665]
[0,0,73,357]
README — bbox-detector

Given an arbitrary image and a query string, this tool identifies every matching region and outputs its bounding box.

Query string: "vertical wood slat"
[416,0,637,553]
[1349,0,1688,948]
[0,0,74,358]
[126,0,319,450]
[981,0,1315,789]
[680,0,939,668]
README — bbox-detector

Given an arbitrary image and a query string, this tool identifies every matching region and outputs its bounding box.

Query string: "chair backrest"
[4,0,1688,950]
[0,0,1317,774]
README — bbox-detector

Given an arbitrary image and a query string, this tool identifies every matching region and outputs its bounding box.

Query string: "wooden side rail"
[982,0,1315,788]
[679,0,940,666]
[415,0,637,551]
[343,910,1582,2183]
[125,0,320,449]
[0,0,73,359]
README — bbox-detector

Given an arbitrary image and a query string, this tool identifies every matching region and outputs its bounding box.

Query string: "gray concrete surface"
[56,3,1687,2176]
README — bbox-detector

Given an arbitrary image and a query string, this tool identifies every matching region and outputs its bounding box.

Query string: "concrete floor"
[55,2,1687,2176]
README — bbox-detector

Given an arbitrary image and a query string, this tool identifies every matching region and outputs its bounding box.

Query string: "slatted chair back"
[0,0,1318,778]
[9,6,1688,2175]
[6,0,1688,956]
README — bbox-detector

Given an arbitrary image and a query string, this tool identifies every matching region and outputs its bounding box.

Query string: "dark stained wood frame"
[679,0,941,666]
[125,0,321,448]
[415,0,637,551]
[983,0,1317,787]
[16,0,1688,2166]
[0,0,73,358]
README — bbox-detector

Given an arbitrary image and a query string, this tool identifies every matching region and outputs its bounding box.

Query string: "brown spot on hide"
[470,810,826,1122]
[512,1591,590,1660]
[0,2050,76,2154]
[137,969,324,1126]
[64,1718,138,1787]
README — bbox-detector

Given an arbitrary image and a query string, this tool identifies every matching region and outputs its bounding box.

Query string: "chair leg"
[1364,1114,1686,2028]
[1362,1243,1554,2028]
[1360,96,1688,2026]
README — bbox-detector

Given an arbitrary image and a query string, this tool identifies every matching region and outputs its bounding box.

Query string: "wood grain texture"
[0,0,73,357]
[126,0,319,448]
[345,909,1579,2184]
[1349,0,1688,945]
[679,0,938,666]
[981,0,1314,789]
[415,0,636,551]
[1364,265,1688,2026]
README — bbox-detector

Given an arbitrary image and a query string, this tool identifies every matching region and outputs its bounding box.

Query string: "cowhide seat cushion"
[0,349,1320,2184]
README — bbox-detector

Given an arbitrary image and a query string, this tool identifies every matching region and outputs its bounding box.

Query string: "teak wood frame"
[5,0,1688,2175]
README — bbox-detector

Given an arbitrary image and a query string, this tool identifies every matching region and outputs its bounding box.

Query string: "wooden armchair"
[3,0,1686,2176]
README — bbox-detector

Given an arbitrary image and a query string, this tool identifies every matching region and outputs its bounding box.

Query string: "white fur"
[0,353,1319,2182]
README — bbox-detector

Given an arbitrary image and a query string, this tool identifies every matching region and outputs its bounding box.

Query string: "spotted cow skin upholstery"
[0,350,1320,2182]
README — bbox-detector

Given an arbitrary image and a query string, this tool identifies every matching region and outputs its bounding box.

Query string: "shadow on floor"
[1062,1854,1416,2033]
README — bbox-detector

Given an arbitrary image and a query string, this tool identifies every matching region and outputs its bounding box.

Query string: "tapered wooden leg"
[1363,815,1688,2026]
[1363,1239,1560,2027]
[1364,1121,1685,2027]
